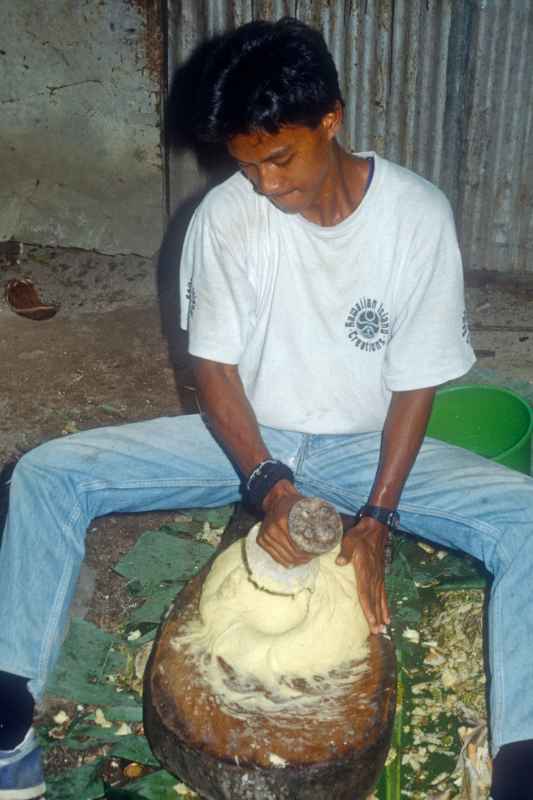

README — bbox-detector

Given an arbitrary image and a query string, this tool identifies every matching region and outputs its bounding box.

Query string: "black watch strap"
[356,504,400,530]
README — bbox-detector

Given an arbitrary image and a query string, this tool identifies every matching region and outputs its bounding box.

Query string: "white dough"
[244,523,320,595]
[173,539,370,713]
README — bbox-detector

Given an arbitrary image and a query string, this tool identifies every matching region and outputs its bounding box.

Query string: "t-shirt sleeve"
[383,196,476,391]
[179,198,255,364]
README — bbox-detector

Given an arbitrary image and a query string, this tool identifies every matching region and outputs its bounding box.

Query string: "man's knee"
[15,439,61,475]
[490,478,533,569]
[10,436,84,494]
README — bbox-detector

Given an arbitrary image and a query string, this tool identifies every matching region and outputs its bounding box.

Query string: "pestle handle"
[287,497,343,556]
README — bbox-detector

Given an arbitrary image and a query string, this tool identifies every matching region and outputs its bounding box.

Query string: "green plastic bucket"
[426,384,533,475]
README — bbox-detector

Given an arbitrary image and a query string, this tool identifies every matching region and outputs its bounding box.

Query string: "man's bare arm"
[192,356,270,476]
[192,357,306,564]
[337,386,436,633]
[369,386,436,509]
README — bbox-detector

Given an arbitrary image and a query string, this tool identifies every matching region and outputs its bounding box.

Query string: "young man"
[0,17,531,800]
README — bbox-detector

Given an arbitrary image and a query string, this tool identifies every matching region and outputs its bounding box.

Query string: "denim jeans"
[1,413,532,755]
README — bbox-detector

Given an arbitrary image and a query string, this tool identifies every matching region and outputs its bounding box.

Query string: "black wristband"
[245,459,294,511]
[356,504,400,530]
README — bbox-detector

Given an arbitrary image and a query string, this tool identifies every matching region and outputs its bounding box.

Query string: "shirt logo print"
[345,297,390,352]
[186,279,197,319]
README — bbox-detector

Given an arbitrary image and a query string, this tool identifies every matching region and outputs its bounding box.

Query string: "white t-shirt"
[180,152,475,434]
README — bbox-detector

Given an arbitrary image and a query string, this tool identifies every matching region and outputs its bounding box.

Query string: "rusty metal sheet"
[128,0,165,86]
[458,0,533,273]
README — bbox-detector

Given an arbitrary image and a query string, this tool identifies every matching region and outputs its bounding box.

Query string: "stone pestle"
[244,496,343,595]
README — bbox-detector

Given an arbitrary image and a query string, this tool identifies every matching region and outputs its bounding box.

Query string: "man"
[0,17,531,800]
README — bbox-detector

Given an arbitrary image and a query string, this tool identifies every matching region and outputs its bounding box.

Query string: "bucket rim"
[434,383,533,464]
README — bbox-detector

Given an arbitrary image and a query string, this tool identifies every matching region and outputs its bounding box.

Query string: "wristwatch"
[355,504,400,531]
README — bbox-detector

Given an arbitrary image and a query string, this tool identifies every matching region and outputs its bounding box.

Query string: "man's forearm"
[368,387,436,509]
[192,357,298,510]
[192,356,270,476]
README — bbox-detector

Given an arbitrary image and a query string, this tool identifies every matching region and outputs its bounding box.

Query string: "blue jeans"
[1,414,532,754]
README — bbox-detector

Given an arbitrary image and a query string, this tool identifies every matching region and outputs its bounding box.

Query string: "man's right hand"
[256,480,313,568]
[336,517,391,634]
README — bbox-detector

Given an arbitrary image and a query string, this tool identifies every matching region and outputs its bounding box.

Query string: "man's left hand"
[336,517,391,635]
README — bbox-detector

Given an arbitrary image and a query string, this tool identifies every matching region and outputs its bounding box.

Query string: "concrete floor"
[465,279,533,385]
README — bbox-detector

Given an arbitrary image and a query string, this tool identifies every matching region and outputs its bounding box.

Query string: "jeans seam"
[38,557,73,679]
[490,579,505,754]
[293,435,310,478]
[398,500,503,541]
[37,503,83,680]
[79,478,240,492]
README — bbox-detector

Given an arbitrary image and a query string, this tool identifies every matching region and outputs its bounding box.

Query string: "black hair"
[170,17,344,146]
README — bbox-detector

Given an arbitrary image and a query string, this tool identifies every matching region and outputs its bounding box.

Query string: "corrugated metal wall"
[168,0,533,274]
